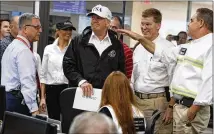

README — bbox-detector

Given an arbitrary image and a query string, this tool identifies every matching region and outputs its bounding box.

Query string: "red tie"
[30,47,41,90]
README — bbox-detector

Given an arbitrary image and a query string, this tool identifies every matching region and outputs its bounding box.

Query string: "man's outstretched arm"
[116,29,155,54]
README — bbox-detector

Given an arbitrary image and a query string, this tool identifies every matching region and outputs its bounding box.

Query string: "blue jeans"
[6,92,31,116]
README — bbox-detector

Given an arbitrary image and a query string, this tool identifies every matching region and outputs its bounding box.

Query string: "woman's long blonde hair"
[100,71,137,134]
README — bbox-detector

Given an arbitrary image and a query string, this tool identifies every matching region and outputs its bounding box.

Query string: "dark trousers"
[46,84,68,121]
[6,92,31,116]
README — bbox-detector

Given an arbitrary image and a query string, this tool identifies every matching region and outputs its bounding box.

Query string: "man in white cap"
[63,5,126,96]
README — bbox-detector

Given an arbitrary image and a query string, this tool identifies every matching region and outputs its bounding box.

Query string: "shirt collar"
[53,37,71,51]
[16,35,31,48]
[152,34,161,43]
[89,31,111,44]
[191,33,212,44]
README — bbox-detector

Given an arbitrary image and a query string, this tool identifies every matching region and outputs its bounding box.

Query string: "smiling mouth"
[143,32,149,35]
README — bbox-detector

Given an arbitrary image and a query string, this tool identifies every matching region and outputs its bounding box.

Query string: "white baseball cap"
[87,4,112,21]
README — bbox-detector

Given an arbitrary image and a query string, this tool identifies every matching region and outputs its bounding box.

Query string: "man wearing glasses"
[1,13,42,116]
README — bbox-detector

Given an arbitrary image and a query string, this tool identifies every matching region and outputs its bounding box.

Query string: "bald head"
[69,112,118,134]
[10,16,19,37]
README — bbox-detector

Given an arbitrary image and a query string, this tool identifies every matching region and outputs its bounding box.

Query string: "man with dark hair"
[110,16,133,79]
[129,8,175,134]
[166,34,173,42]
[177,31,187,45]
[63,5,125,97]
[0,19,10,41]
[0,16,19,84]
[117,7,213,134]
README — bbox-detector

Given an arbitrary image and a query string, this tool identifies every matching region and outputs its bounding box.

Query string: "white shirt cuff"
[78,80,87,87]
[40,78,46,84]
[26,101,38,113]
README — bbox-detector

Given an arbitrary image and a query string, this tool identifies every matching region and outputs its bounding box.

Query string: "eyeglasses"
[25,25,42,30]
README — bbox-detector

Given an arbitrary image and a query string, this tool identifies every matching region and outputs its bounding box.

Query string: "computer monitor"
[1,111,57,134]
[0,86,6,121]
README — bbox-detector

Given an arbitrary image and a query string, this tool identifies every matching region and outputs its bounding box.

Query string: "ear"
[9,24,13,29]
[199,19,205,28]
[156,23,161,30]
[23,26,28,34]
[106,19,110,27]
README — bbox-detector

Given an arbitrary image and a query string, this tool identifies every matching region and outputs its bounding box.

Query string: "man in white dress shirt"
[131,8,174,134]
[1,13,42,116]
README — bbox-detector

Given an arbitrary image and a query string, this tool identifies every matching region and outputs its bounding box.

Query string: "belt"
[46,84,68,88]
[8,87,23,100]
[135,91,166,99]
[175,97,194,108]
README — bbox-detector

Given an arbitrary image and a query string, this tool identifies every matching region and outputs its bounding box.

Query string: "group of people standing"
[0,3,212,134]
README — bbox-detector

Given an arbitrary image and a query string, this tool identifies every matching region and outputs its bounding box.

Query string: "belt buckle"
[135,92,142,99]
[145,94,149,99]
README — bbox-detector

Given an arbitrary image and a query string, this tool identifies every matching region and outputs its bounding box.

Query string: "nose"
[39,27,42,32]
[187,21,191,27]
[141,24,147,30]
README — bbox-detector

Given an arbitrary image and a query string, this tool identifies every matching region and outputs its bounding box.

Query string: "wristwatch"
[168,105,173,109]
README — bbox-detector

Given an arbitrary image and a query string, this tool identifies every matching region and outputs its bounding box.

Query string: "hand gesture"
[116,29,144,41]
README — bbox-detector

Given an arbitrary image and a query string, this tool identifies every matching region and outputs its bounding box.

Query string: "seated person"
[68,112,118,134]
[99,71,145,134]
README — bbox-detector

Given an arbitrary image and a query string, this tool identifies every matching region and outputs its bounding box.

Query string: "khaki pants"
[135,95,173,134]
[173,104,210,134]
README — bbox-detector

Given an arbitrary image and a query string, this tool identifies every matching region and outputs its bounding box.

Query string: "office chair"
[60,87,85,133]
[0,85,6,121]
[60,87,161,134]
[1,111,57,134]
[145,110,161,134]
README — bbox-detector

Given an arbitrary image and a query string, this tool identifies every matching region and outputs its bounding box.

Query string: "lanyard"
[16,37,41,89]
[16,37,32,52]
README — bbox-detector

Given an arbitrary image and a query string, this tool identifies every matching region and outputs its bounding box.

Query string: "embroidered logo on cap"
[64,22,72,25]
[92,6,102,12]
[108,50,116,57]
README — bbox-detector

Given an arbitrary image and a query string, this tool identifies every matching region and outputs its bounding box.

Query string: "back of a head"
[10,16,20,37]
[142,8,162,23]
[69,112,118,134]
[196,8,213,32]
[101,71,135,106]
[10,16,19,24]
[101,71,136,134]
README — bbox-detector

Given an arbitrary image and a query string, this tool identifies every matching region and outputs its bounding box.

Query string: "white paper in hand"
[73,87,102,111]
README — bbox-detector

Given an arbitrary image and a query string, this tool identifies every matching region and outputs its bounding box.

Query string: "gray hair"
[69,112,118,134]
[19,13,40,29]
